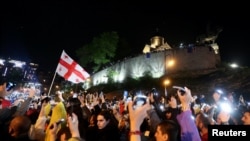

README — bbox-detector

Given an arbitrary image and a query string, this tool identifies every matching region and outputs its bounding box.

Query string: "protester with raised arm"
[176,87,201,141]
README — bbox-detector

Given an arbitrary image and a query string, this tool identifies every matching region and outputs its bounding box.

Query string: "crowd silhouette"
[1,77,250,141]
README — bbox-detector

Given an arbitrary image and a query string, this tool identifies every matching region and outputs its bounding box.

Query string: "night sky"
[1,1,249,72]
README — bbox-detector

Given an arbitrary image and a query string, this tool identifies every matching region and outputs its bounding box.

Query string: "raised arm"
[129,99,150,141]
[176,87,201,141]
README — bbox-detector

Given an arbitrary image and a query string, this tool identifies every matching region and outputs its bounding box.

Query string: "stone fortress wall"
[90,45,220,87]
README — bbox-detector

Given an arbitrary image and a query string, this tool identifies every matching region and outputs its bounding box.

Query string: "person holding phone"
[49,113,85,141]
[0,78,14,109]
[176,87,201,141]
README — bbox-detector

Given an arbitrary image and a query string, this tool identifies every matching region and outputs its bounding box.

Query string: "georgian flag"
[56,50,90,83]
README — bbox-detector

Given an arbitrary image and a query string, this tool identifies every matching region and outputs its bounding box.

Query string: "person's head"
[98,98,102,104]
[165,110,172,120]
[195,112,210,130]
[166,94,177,108]
[241,108,250,125]
[0,78,7,97]
[212,91,222,102]
[119,98,125,104]
[118,117,128,130]
[227,92,234,103]
[8,115,32,138]
[67,96,81,107]
[97,110,111,129]
[89,114,97,126]
[155,120,179,141]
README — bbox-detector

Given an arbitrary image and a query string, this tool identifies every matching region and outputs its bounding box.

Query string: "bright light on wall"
[9,60,26,68]
[0,59,5,65]
[167,59,175,67]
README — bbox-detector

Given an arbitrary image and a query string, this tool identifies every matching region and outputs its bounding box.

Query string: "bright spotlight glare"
[216,89,223,94]
[0,59,5,65]
[230,63,238,68]
[191,115,195,120]
[220,102,232,113]
[159,105,164,111]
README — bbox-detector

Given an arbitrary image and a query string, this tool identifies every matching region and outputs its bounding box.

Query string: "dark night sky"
[1,1,249,72]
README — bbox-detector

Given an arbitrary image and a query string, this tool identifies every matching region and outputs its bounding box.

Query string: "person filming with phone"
[0,78,16,109]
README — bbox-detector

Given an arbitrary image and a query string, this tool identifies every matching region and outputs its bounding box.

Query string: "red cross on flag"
[56,50,90,83]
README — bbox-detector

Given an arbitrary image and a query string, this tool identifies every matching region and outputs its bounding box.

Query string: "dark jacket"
[87,122,120,141]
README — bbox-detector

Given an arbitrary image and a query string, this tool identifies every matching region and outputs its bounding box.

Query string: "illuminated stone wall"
[90,46,220,86]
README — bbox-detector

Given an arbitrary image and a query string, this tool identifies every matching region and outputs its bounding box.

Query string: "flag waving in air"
[56,50,90,83]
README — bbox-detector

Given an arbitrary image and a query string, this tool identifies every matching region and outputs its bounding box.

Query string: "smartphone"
[41,97,51,104]
[123,91,128,100]
[172,86,186,95]
[6,82,16,91]
[49,118,65,129]
[133,95,147,109]
[151,88,159,99]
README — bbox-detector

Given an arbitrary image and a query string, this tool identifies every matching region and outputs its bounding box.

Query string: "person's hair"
[9,115,32,137]
[157,120,179,141]
[197,112,210,128]
[98,98,102,103]
[243,107,250,114]
[166,93,178,102]
[67,97,81,106]
[89,114,97,126]
[61,105,88,139]
[98,110,111,121]
[0,77,7,85]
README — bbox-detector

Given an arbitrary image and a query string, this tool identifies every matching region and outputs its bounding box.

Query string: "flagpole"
[48,50,64,96]
[48,70,57,96]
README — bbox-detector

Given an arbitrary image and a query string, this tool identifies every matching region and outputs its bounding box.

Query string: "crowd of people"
[1,77,250,141]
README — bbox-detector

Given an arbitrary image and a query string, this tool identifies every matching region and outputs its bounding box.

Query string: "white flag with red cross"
[56,50,90,83]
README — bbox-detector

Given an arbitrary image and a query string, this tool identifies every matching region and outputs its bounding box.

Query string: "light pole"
[164,79,170,97]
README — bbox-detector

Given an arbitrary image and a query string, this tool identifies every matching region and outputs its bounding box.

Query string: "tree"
[76,32,119,72]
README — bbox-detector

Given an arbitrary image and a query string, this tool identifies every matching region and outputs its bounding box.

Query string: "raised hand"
[67,113,80,138]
